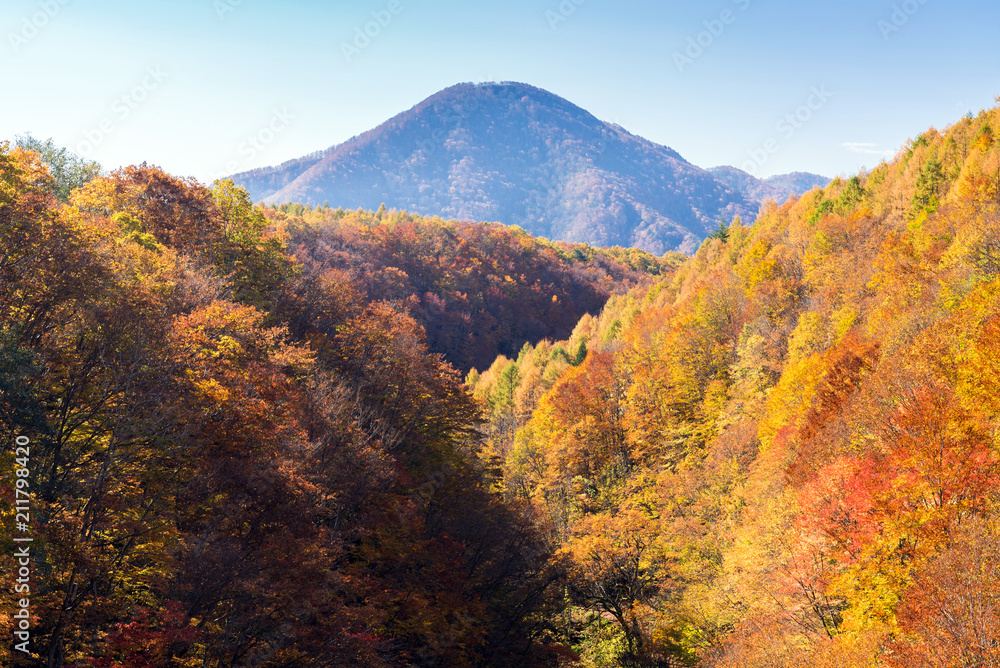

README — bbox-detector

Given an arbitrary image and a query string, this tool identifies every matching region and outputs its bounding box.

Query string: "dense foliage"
[4,97,1000,668]
[267,202,675,372]
[0,147,607,667]
[472,102,1000,666]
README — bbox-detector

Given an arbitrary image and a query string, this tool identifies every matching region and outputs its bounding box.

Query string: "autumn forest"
[3,99,1000,668]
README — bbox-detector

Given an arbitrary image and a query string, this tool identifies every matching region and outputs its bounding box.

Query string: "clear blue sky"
[2,0,998,182]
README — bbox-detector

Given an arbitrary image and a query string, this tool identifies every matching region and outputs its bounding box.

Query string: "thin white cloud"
[842,142,896,158]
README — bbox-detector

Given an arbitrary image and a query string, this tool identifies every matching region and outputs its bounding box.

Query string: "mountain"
[232,82,767,254]
[708,165,831,204]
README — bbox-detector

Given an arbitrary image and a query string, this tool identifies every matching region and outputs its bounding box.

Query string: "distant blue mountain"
[709,166,831,205]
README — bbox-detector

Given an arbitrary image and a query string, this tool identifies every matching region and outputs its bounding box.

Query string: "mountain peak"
[231,84,780,253]
[429,81,578,104]
[407,81,611,137]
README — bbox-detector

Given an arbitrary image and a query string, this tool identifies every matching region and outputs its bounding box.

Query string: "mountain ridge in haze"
[231,82,826,253]
[708,165,831,205]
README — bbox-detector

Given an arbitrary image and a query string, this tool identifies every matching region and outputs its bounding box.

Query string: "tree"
[707,219,731,243]
[888,519,1000,668]
[559,511,682,666]
[490,360,520,413]
[210,178,293,308]
[71,163,224,261]
[911,157,944,214]
[14,134,101,202]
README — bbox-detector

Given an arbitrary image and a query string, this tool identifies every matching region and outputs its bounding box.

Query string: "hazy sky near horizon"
[2,0,998,183]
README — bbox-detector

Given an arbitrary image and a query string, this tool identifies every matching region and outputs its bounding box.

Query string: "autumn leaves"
[471,105,1000,666]
[0,144,564,666]
[3,100,1000,668]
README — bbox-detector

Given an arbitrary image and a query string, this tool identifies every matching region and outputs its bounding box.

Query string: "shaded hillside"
[232,82,761,254]
[0,149,571,667]
[269,203,677,373]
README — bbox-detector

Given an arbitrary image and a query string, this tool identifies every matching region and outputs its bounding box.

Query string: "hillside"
[471,103,1000,666]
[2,149,599,666]
[268,202,675,372]
[232,82,767,254]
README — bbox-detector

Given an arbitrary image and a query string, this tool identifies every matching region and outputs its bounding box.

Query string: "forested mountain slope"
[472,104,1000,667]
[0,149,595,667]
[264,202,676,373]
